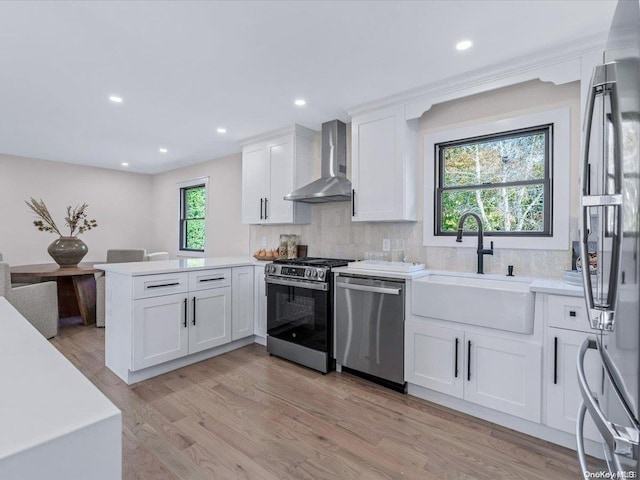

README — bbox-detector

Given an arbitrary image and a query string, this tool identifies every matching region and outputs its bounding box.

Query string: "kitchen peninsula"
[97,256,261,384]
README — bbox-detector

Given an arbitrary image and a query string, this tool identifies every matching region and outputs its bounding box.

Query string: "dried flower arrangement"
[25,197,98,237]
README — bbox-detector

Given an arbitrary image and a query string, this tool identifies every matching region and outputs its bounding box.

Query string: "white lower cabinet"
[130,267,253,372]
[190,287,232,353]
[253,265,266,340]
[405,320,542,422]
[545,318,604,442]
[232,266,254,340]
[133,293,190,371]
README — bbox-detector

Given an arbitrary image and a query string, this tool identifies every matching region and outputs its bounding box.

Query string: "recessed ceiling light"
[456,40,473,51]
[216,127,227,134]
[294,99,306,106]
[121,162,129,167]
[109,95,123,103]
[159,148,168,153]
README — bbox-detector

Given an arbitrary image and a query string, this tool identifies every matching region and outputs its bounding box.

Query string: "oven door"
[266,277,330,352]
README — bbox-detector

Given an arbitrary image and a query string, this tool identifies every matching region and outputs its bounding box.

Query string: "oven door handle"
[266,276,328,291]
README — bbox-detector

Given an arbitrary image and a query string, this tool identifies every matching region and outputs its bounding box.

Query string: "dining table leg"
[72,274,97,325]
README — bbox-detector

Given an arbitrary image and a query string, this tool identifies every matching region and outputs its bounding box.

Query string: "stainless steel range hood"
[284,120,351,203]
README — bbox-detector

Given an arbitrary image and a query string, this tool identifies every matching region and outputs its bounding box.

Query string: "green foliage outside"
[439,131,548,233]
[183,186,206,250]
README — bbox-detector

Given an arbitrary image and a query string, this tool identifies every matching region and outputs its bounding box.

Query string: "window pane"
[440,184,545,233]
[185,219,205,250]
[185,186,206,219]
[442,132,546,187]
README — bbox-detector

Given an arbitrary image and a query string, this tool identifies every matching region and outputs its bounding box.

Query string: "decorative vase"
[47,236,88,267]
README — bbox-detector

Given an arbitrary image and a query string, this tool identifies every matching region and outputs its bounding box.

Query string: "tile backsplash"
[249,202,576,279]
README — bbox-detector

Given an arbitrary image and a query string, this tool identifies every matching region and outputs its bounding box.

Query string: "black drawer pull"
[192,297,196,325]
[199,277,225,283]
[569,310,577,317]
[147,282,180,289]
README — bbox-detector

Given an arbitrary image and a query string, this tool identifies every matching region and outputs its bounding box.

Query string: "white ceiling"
[0,0,617,174]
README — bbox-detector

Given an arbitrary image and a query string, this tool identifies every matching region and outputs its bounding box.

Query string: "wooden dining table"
[10,262,103,325]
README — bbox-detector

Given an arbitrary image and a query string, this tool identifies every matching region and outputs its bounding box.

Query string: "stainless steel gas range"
[264,257,351,373]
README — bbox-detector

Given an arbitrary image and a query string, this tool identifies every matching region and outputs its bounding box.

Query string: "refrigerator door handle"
[579,62,624,331]
[577,337,639,460]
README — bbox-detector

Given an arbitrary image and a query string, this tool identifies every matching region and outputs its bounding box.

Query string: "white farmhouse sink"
[412,273,535,334]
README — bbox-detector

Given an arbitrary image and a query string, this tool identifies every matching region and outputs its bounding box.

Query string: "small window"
[179,183,206,252]
[435,125,552,236]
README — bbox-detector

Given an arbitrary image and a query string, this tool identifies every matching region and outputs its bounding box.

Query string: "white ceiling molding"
[346,33,605,121]
[238,124,316,147]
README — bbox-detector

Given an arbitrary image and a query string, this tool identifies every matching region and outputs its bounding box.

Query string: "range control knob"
[318,270,326,280]
[305,269,312,278]
[311,270,318,278]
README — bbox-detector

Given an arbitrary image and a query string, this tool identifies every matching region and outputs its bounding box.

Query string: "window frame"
[177,177,209,256]
[435,124,553,237]
[423,108,570,251]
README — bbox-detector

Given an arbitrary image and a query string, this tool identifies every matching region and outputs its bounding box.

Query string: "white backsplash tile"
[249,202,575,279]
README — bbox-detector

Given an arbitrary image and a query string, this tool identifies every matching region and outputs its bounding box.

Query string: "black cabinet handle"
[192,297,196,325]
[352,189,356,216]
[199,277,225,283]
[553,336,558,384]
[147,282,180,289]
[264,198,268,219]
[467,340,471,381]
[454,338,459,378]
[260,198,264,220]
[183,298,187,328]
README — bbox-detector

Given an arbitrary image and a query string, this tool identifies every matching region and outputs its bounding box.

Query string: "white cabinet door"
[405,320,463,398]
[464,332,542,422]
[132,293,189,371]
[241,143,268,224]
[351,105,416,222]
[546,329,603,442]
[253,265,266,339]
[189,287,232,354]
[266,135,294,224]
[232,266,255,340]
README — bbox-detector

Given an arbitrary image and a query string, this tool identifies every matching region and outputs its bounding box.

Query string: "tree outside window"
[436,125,552,236]
[180,184,206,251]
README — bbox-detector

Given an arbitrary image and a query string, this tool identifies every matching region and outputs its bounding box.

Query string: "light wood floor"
[51,323,596,480]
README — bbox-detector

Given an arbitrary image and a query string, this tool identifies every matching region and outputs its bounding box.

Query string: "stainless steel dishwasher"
[335,274,405,391]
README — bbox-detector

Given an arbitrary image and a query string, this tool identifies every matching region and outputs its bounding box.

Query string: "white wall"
[0,154,154,265]
[149,153,250,257]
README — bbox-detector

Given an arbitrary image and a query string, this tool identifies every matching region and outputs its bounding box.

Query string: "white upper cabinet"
[351,105,417,222]
[241,125,315,225]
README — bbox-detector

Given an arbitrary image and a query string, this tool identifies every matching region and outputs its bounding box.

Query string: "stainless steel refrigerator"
[578,0,640,475]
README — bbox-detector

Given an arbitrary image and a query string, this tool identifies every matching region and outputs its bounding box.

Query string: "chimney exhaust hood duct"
[284,119,351,203]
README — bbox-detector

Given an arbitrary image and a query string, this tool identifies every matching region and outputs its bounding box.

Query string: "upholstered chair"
[0,261,58,339]
[95,249,146,327]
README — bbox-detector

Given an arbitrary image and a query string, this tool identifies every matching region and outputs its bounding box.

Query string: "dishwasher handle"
[336,282,401,295]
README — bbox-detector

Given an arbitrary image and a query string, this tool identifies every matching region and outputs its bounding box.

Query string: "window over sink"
[424,108,570,250]
[436,124,552,236]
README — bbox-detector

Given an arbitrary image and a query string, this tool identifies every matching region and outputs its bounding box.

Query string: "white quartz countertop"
[529,278,585,297]
[0,298,120,461]
[96,256,259,276]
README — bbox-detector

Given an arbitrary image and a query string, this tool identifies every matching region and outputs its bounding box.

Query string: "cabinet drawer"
[133,272,189,299]
[189,268,232,291]
[547,295,589,331]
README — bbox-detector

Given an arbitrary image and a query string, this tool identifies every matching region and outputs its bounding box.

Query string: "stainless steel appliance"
[577,0,640,475]
[265,257,351,373]
[335,274,406,392]
[283,120,351,203]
